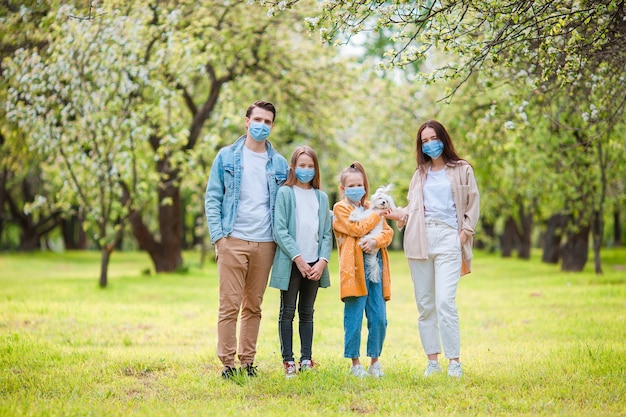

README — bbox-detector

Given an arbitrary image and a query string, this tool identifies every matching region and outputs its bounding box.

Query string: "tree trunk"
[518,205,533,260]
[181,198,189,250]
[130,179,183,273]
[196,212,209,268]
[6,176,61,252]
[20,227,41,251]
[614,209,622,247]
[0,167,6,246]
[561,224,590,272]
[155,180,183,271]
[592,210,603,274]
[501,216,519,258]
[192,213,204,248]
[591,135,606,274]
[476,219,496,253]
[61,211,87,250]
[99,245,113,288]
[542,214,568,264]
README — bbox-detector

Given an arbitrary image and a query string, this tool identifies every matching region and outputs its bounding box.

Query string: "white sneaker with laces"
[368,362,384,378]
[424,360,443,377]
[448,361,463,378]
[299,359,315,372]
[284,361,297,379]
[350,364,369,378]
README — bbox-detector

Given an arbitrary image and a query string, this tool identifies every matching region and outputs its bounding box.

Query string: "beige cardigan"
[396,160,480,275]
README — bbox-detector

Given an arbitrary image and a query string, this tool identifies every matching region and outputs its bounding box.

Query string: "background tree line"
[1,0,624,286]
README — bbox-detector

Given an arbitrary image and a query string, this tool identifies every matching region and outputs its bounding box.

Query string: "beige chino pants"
[216,236,276,368]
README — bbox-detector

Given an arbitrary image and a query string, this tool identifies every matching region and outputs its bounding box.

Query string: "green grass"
[0,248,625,416]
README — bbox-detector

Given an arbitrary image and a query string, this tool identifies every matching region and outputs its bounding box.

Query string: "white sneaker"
[299,359,316,372]
[368,362,384,378]
[424,360,443,377]
[448,361,463,378]
[350,364,369,378]
[284,361,297,379]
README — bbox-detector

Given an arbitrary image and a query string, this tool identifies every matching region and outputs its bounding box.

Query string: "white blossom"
[304,16,320,26]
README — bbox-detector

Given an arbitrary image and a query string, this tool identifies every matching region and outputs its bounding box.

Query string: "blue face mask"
[422,140,444,159]
[295,167,315,184]
[249,121,271,142]
[345,186,366,203]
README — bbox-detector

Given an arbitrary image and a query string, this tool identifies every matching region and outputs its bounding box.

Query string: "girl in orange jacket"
[332,161,393,378]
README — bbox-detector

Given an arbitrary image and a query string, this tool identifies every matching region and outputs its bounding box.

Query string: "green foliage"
[5,6,158,255]
[2,1,362,271]
[318,2,620,83]
[2,0,625,278]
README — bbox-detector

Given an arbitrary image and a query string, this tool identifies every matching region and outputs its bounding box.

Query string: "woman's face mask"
[422,139,444,159]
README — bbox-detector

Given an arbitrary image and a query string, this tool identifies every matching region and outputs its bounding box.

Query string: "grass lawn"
[0,248,624,416]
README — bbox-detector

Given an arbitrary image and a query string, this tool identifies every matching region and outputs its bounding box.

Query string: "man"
[205,100,289,379]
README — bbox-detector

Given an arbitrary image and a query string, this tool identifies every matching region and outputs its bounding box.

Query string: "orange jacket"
[332,199,393,302]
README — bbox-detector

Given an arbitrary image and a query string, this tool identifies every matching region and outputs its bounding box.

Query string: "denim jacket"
[205,135,289,245]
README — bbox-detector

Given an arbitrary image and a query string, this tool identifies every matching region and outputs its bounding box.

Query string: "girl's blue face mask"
[345,186,366,203]
[295,167,315,183]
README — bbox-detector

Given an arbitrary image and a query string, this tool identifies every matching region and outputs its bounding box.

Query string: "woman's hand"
[459,230,468,244]
[383,208,403,221]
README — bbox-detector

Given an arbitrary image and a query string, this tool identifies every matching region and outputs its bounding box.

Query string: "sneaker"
[299,359,316,372]
[221,366,237,379]
[350,364,369,378]
[424,360,443,377]
[242,363,257,377]
[448,361,463,378]
[368,362,384,378]
[284,361,297,379]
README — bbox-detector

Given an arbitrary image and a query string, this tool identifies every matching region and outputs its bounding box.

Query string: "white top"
[423,168,458,229]
[293,185,320,262]
[231,146,273,242]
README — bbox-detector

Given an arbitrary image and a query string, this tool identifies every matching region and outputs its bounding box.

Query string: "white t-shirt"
[423,168,458,229]
[231,146,273,242]
[293,186,319,262]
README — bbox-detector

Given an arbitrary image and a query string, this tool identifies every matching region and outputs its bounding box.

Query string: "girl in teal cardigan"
[269,146,332,379]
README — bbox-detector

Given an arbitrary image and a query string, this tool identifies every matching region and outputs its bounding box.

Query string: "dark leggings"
[279,262,320,362]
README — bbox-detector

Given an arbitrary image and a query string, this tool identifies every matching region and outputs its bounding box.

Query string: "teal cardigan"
[269,185,332,291]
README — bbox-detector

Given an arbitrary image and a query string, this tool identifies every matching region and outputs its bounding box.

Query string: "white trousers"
[408,219,462,359]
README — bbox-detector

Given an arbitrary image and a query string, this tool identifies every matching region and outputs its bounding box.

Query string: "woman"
[388,120,479,378]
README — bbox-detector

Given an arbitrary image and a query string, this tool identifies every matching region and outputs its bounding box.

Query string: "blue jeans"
[279,263,320,362]
[343,253,387,359]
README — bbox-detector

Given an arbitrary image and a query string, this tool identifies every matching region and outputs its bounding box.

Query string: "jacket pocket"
[275,172,287,185]
[223,164,235,191]
[452,184,469,208]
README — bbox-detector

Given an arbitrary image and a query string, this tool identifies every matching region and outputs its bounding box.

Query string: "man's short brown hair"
[246,100,276,122]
